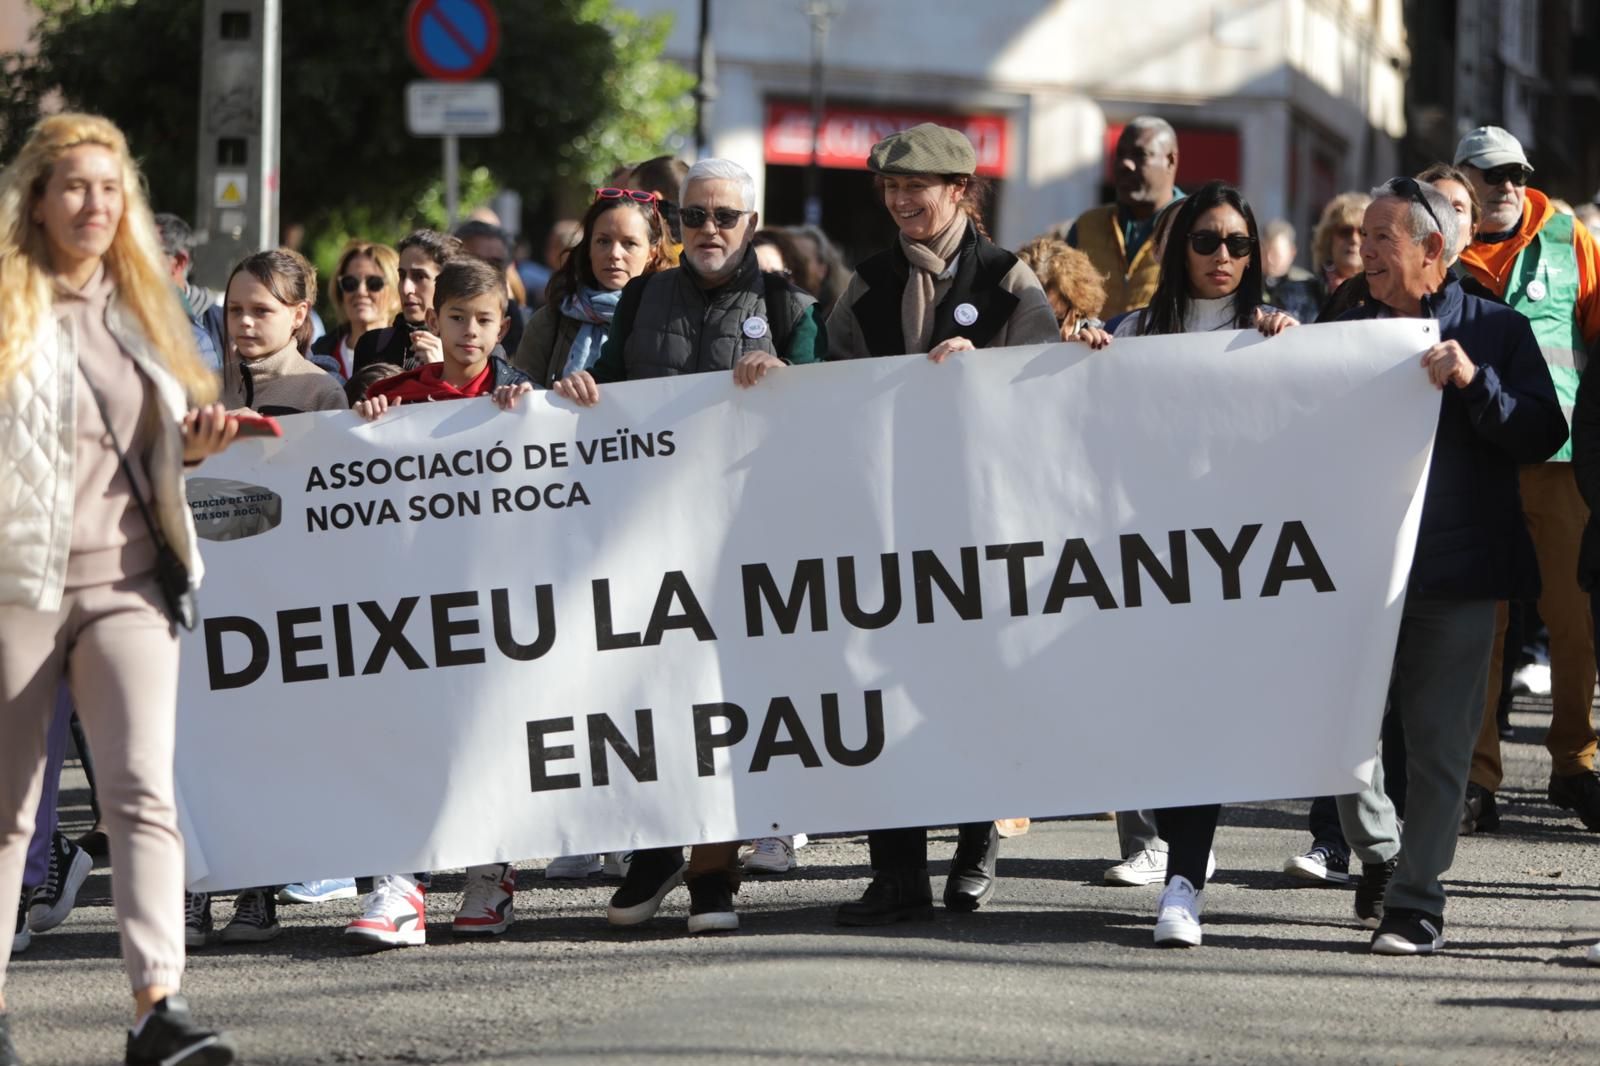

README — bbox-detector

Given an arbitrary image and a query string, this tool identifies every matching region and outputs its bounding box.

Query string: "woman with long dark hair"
[511,188,669,391]
[1073,181,1294,947]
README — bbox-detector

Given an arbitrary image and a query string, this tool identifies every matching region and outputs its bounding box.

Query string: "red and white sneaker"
[344,874,427,948]
[452,863,515,936]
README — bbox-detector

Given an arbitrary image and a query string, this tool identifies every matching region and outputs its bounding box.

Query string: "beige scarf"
[899,212,968,354]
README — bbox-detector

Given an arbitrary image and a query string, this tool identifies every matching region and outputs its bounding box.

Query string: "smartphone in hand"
[230,413,282,438]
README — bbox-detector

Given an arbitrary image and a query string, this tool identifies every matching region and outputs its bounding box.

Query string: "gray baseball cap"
[1454,126,1533,172]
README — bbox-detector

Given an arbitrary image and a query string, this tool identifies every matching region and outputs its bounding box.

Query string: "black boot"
[836,867,934,926]
[944,821,1000,912]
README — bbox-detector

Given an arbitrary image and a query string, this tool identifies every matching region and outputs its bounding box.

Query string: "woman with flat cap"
[830,123,1058,927]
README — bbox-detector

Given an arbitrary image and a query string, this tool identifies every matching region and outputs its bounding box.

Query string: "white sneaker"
[1512,661,1552,696]
[603,852,633,878]
[452,863,515,936]
[744,836,797,873]
[1587,941,1600,966]
[544,854,602,879]
[1154,875,1204,947]
[278,878,357,904]
[1106,848,1166,885]
[1105,848,1215,886]
[344,874,427,948]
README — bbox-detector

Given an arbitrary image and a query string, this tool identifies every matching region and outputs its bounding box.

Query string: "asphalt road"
[8,694,1600,1065]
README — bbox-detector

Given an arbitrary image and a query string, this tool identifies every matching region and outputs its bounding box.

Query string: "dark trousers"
[868,823,990,871]
[1153,805,1221,888]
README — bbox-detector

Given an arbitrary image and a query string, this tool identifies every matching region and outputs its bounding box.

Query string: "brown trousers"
[1470,463,1598,791]
[0,577,186,994]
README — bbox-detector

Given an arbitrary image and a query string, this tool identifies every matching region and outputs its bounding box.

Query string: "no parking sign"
[406,0,500,81]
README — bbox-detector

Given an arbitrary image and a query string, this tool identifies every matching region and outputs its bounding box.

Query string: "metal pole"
[259,0,281,248]
[803,2,833,227]
[695,0,715,159]
[444,133,460,229]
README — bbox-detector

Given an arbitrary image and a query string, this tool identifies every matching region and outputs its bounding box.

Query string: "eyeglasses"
[1387,177,1445,237]
[596,187,661,211]
[679,206,751,231]
[1479,164,1532,188]
[1187,231,1256,258]
[338,274,386,294]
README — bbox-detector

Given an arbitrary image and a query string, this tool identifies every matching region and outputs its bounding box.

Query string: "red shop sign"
[764,101,1009,177]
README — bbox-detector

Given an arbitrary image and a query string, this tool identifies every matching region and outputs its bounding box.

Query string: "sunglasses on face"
[338,274,386,294]
[1187,231,1256,257]
[1333,224,1360,241]
[1387,176,1445,236]
[679,206,750,231]
[1480,164,1532,188]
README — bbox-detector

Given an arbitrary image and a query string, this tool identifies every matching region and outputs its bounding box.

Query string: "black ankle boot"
[836,868,934,926]
[944,821,1000,912]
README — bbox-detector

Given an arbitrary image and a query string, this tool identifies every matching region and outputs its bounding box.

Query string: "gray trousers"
[1115,809,1165,857]
[1336,597,1496,916]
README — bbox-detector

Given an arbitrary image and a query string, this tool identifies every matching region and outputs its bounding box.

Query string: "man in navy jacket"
[1333,178,1566,955]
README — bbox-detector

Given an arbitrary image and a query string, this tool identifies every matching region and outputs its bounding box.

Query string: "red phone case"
[230,414,283,438]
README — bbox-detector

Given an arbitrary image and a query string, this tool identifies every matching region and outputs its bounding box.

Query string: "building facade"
[627,0,1409,264]
[1404,0,1600,205]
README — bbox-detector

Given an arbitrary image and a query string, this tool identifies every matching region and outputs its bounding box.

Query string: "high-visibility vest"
[1502,213,1585,461]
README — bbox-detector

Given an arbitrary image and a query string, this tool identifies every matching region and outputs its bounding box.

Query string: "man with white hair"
[553,158,828,935]
[1332,177,1565,954]
[1453,127,1600,836]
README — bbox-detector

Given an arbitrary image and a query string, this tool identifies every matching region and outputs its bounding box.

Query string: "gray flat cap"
[867,123,977,176]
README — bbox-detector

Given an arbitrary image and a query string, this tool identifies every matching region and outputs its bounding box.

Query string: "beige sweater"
[54,264,157,588]
[230,342,348,414]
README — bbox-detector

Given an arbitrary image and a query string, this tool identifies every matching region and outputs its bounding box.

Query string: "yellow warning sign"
[214,171,248,208]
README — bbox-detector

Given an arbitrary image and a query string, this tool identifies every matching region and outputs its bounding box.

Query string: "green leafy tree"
[1,0,692,254]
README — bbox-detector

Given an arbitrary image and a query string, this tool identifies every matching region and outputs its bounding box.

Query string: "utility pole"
[193,0,281,288]
[802,1,838,227]
[694,0,716,159]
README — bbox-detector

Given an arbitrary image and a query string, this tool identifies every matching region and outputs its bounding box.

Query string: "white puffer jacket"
[0,298,204,612]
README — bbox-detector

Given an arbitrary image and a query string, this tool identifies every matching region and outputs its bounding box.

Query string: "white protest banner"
[177,320,1440,892]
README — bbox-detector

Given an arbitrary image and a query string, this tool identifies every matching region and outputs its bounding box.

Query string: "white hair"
[681,158,757,212]
[1370,179,1459,256]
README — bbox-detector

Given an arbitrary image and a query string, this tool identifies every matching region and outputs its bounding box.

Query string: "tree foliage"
[1,0,693,244]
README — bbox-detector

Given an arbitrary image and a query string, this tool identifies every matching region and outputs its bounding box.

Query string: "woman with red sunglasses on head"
[308,239,400,381]
[511,188,670,390]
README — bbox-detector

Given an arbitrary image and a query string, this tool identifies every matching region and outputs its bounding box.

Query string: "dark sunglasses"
[1187,231,1256,258]
[1387,177,1445,237]
[596,187,661,211]
[679,206,751,231]
[338,274,386,294]
[1480,164,1532,188]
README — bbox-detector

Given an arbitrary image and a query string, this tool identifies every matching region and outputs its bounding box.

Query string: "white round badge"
[953,302,979,327]
[1527,279,1547,302]
[742,316,769,339]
